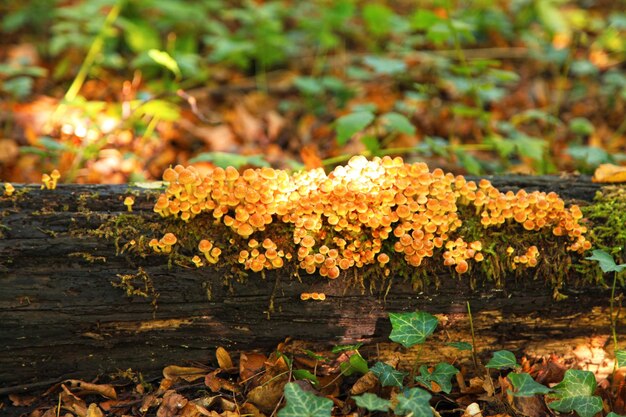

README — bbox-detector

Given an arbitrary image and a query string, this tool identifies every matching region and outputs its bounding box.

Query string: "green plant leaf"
[38,136,71,152]
[335,111,375,145]
[567,145,610,168]
[415,363,458,394]
[370,362,407,388]
[188,152,270,168]
[585,249,626,273]
[136,99,181,121]
[455,148,482,175]
[616,350,626,368]
[292,369,319,386]
[548,369,602,417]
[340,353,369,376]
[508,372,552,397]
[388,311,438,348]
[381,112,415,135]
[446,341,473,351]
[569,117,595,136]
[360,135,380,154]
[119,18,161,53]
[549,396,603,417]
[513,135,546,162]
[395,387,433,417]
[553,369,597,397]
[277,382,332,417]
[352,393,391,412]
[331,343,362,354]
[607,413,626,417]
[362,3,394,37]
[148,49,181,79]
[362,56,406,75]
[485,350,518,370]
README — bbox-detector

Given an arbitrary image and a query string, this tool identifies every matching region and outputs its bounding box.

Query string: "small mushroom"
[123,196,135,212]
[4,183,14,197]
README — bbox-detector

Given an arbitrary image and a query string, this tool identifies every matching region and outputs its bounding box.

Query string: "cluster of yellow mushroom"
[41,169,60,190]
[150,155,590,277]
[238,238,288,272]
[300,292,326,301]
[509,245,540,269]
[148,233,178,253]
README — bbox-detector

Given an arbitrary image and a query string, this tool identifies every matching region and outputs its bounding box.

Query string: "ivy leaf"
[292,369,319,386]
[381,112,416,135]
[607,413,626,417]
[415,363,458,394]
[549,396,603,417]
[389,311,438,348]
[548,370,602,417]
[370,361,407,388]
[352,393,391,412]
[340,354,369,376]
[277,382,333,417]
[485,350,518,370]
[508,372,552,397]
[586,249,626,273]
[552,369,596,397]
[335,111,375,145]
[616,350,626,368]
[395,387,433,417]
[446,341,473,351]
[363,55,407,75]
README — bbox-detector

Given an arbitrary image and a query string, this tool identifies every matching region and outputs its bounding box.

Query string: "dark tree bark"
[0,176,620,392]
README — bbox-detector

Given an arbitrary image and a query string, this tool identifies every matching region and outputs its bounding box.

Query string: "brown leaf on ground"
[216,347,234,370]
[8,393,36,407]
[66,379,117,399]
[350,371,378,395]
[246,372,288,413]
[163,365,207,383]
[86,403,104,417]
[240,352,267,383]
[157,390,188,417]
[241,402,267,417]
[593,163,626,183]
[204,370,240,393]
[60,383,87,417]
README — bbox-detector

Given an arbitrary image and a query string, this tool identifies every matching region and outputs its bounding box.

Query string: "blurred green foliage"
[1,0,626,174]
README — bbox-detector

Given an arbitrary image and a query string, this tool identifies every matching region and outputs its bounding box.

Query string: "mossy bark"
[0,177,622,391]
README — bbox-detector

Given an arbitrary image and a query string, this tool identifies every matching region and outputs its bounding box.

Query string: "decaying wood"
[0,176,621,391]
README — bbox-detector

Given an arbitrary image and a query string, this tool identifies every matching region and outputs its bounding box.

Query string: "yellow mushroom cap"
[50,169,61,180]
[163,168,178,182]
[198,239,213,253]
[161,233,177,246]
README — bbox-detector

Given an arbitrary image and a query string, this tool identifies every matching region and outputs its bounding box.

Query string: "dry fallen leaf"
[86,403,104,417]
[64,380,117,400]
[216,346,234,370]
[246,373,288,414]
[204,370,240,393]
[240,352,267,383]
[592,164,626,183]
[157,390,188,417]
[163,365,207,382]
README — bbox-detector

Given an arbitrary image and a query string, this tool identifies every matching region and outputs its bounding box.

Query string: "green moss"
[578,186,626,283]
[111,267,159,310]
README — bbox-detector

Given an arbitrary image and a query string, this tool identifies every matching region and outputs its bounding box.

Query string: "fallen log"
[0,174,622,391]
